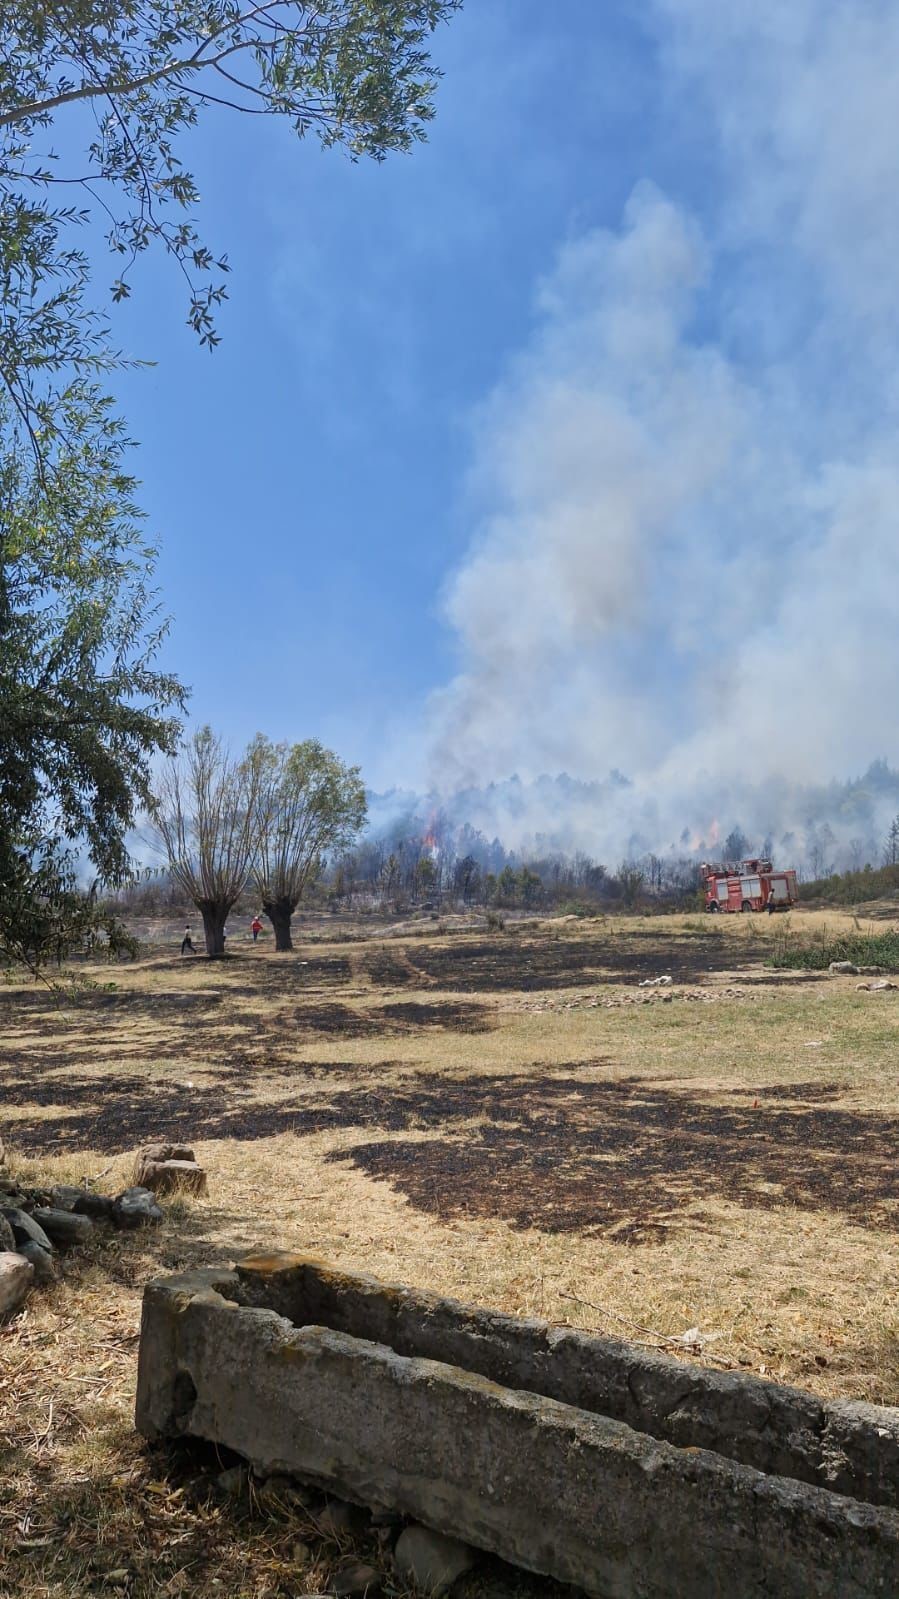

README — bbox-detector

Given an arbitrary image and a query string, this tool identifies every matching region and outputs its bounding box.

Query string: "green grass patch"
[770,926,899,971]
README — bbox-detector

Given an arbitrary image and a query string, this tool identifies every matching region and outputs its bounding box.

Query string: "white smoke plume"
[426,0,899,865]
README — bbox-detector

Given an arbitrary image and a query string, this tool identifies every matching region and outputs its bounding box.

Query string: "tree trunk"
[199,903,228,957]
[262,897,295,952]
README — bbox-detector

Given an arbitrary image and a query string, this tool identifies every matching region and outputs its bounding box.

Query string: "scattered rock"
[368,1506,403,1528]
[133,1157,207,1197]
[0,1250,33,1317]
[0,1133,5,1167]
[331,1561,382,1596]
[216,1464,249,1497]
[111,1187,163,1229]
[32,1207,94,1248]
[291,1539,314,1568]
[17,1240,58,1284]
[316,1499,368,1538]
[256,1473,315,1512]
[828,961,859,975]
[393,1526,476,1596]
[49,1185,115,1220]
[0,1215,15,1252]
[0,1206,54,1253]
[856,979,897,992]
[72,1190,115,1220]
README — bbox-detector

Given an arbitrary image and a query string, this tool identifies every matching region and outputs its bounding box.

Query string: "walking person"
[181,925,196,955]
[251,915,263,943]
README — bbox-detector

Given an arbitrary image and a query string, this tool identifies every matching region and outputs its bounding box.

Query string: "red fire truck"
[701,858,798,913]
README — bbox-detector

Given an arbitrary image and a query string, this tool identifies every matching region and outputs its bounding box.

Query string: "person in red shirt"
[251,915,263,942]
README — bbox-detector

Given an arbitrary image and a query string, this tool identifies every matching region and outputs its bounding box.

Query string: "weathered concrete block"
[136,1254,899,1599]
[226,1254,899,1510]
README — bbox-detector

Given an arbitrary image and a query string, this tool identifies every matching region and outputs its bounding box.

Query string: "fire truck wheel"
[741,900,753,912]
[707,902,719,912]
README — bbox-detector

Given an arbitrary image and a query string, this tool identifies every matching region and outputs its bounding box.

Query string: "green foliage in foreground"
[0,845,138,977]
[770,927,899,972]
[0,0,461,462]
[0,387,183,971]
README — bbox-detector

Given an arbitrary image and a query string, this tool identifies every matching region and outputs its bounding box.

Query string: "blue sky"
[98,0,899,847]
[107,2,697,779]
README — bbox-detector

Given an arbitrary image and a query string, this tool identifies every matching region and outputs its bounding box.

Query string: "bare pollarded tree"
[152,726,264,956]
[251,737,367,951]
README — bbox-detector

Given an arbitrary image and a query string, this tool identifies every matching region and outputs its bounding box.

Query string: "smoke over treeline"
[359,759,899,890]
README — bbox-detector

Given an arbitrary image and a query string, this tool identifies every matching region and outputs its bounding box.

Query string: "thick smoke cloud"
[426,0,899,864]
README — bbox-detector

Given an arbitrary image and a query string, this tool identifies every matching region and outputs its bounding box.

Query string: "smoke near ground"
[368,762,899,879]
[426,1,899,863]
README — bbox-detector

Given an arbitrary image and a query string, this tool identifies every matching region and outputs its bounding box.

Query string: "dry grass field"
[1,906,898,1597]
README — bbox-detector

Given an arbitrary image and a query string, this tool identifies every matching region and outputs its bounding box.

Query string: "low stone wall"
[136,1253,899,1599]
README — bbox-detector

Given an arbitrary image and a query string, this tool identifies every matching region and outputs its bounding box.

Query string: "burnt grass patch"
[326,1075,899,1238]
[374,1000,493,1032]
[376,933,741,992]
[6,1065,897,1240]
[1,996,416,1077]
[362,949,422,986]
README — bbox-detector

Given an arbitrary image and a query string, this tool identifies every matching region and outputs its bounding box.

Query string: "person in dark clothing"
[181,925,196,954]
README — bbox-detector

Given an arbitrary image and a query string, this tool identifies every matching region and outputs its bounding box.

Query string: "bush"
[799,863,899,906]
[556,900,600,919]
[486,909,506,932]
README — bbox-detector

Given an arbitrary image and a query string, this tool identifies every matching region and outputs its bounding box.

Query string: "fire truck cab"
[701,858,798,913]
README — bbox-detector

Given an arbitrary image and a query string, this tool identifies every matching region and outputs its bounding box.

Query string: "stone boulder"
[133,1145,207,1196]
[0,1214,15,1252]
[828,960,859,975]
[111,1186,164,1229]
[0,1251,33,1318]
[393,1527,476,1596]
[50,1185,114,1221]
[17,1240,57,1284]
[332,1562,382,1597]
[0,1206,54,1253]
[32,1207,94,1248]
